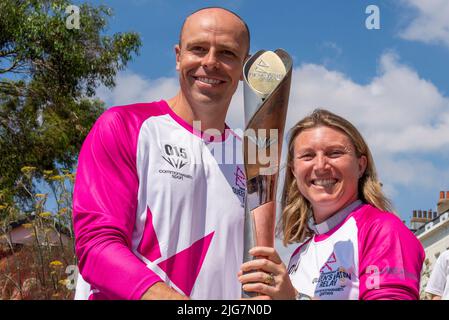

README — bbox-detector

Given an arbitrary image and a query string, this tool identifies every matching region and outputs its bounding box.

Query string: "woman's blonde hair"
[279,109,393,246]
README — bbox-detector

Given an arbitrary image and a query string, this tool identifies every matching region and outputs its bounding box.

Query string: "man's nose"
[202,49,219,69]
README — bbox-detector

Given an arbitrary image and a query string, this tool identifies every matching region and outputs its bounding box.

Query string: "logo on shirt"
[234,166,246,189]
[320,252,337,273]
[232,166,246,203]
[162,144,188,169]
[159,144,192,180]
[312,251,353,297]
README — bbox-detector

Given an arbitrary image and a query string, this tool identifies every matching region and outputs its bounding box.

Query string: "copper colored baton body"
[242,49,293,298]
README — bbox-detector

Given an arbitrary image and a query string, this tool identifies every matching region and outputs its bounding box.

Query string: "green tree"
[0,0,141,209]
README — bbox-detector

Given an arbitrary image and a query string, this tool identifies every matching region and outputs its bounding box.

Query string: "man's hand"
[140,282,190,300]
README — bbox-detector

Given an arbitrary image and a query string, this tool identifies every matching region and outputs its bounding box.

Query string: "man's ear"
[240,54,251,81]
[175,44,181,71]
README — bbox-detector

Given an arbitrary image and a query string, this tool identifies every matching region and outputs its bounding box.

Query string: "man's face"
[175,9,249,110]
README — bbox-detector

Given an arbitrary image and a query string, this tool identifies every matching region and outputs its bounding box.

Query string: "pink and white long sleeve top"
[288,201,425,300]
[73,100,245,300]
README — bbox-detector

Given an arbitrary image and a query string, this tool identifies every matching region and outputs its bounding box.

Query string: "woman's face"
[292,126,367,224]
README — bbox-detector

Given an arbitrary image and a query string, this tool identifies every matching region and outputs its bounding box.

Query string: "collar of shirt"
[307,200,363,235]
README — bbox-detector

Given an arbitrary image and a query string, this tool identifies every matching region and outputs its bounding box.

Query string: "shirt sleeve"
[358,211,425,300]
[73,108,162,300]
[425,252,449,297]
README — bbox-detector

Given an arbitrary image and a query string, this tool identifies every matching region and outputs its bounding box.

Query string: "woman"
[238,109,425,300]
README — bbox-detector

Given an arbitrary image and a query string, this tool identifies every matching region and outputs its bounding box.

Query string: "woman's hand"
[238,246,297,300]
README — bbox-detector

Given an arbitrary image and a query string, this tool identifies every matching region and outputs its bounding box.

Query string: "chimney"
[413,210,416,218]
[423,211,427,219]
[438,191,449,215]
[429,209,433,220]
[434,211,438,219]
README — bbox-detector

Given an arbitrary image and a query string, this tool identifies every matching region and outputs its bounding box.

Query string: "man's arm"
[141,283,189,300]
[428,293,442,300]
[425,252,448,300]
[74,108,175,299]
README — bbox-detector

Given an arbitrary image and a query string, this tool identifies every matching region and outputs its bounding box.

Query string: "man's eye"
[222,50,236,57]
[191,46,207,53]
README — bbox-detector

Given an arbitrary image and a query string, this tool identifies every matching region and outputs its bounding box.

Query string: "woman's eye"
[299,154,313,160]
[328,150,344,157]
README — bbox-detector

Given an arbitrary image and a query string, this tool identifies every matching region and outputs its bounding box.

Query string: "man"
[425,250,449,300]
[73,7,250,300]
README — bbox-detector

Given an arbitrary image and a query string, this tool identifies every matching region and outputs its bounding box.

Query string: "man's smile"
[193,76,225,85]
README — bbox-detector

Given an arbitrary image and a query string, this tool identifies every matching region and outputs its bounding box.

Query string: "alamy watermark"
[365,5,380,30]
[365,265,380,289]
[184,120,281,176]
[65,5,80,30]
[65,264,79,290]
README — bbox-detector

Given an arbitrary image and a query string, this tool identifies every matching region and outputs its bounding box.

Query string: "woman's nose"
[314,154,329,171]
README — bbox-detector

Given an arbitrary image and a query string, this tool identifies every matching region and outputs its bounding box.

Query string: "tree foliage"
[0,0,141,207]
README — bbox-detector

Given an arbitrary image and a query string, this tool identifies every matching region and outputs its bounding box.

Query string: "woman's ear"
[291,164,297,179]
[358,155,368,178]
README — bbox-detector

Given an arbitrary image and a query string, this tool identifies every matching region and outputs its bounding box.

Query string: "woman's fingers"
[238,270,275,286]
[240,271,297,300]
[241,282,277,297]
[240,257,277,274]
[240,295,272,300]
[248,246,283,264]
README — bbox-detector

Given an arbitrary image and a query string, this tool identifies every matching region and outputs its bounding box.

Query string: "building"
[412,191,449,266]
[0,217,71,247]
[411,191,449,298]
[0,216,73,299]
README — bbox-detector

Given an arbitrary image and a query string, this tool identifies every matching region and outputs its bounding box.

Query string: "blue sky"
[77,0,449,260]
[85,0,449,92]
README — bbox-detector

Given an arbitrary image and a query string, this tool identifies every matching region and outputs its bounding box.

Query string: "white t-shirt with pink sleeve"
[288,202,425,300]
[426,250,449,299]
[73,100,246,300]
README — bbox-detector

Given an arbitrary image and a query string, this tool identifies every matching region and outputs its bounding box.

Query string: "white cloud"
[321,42,343,56]
[319,41,343,66]
[227,82,245,130]
[288,52,448,133]
[96,72,179,107]
[399,0,449,48]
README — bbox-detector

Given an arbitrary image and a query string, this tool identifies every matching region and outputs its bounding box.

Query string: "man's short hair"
[178,7,251,56]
